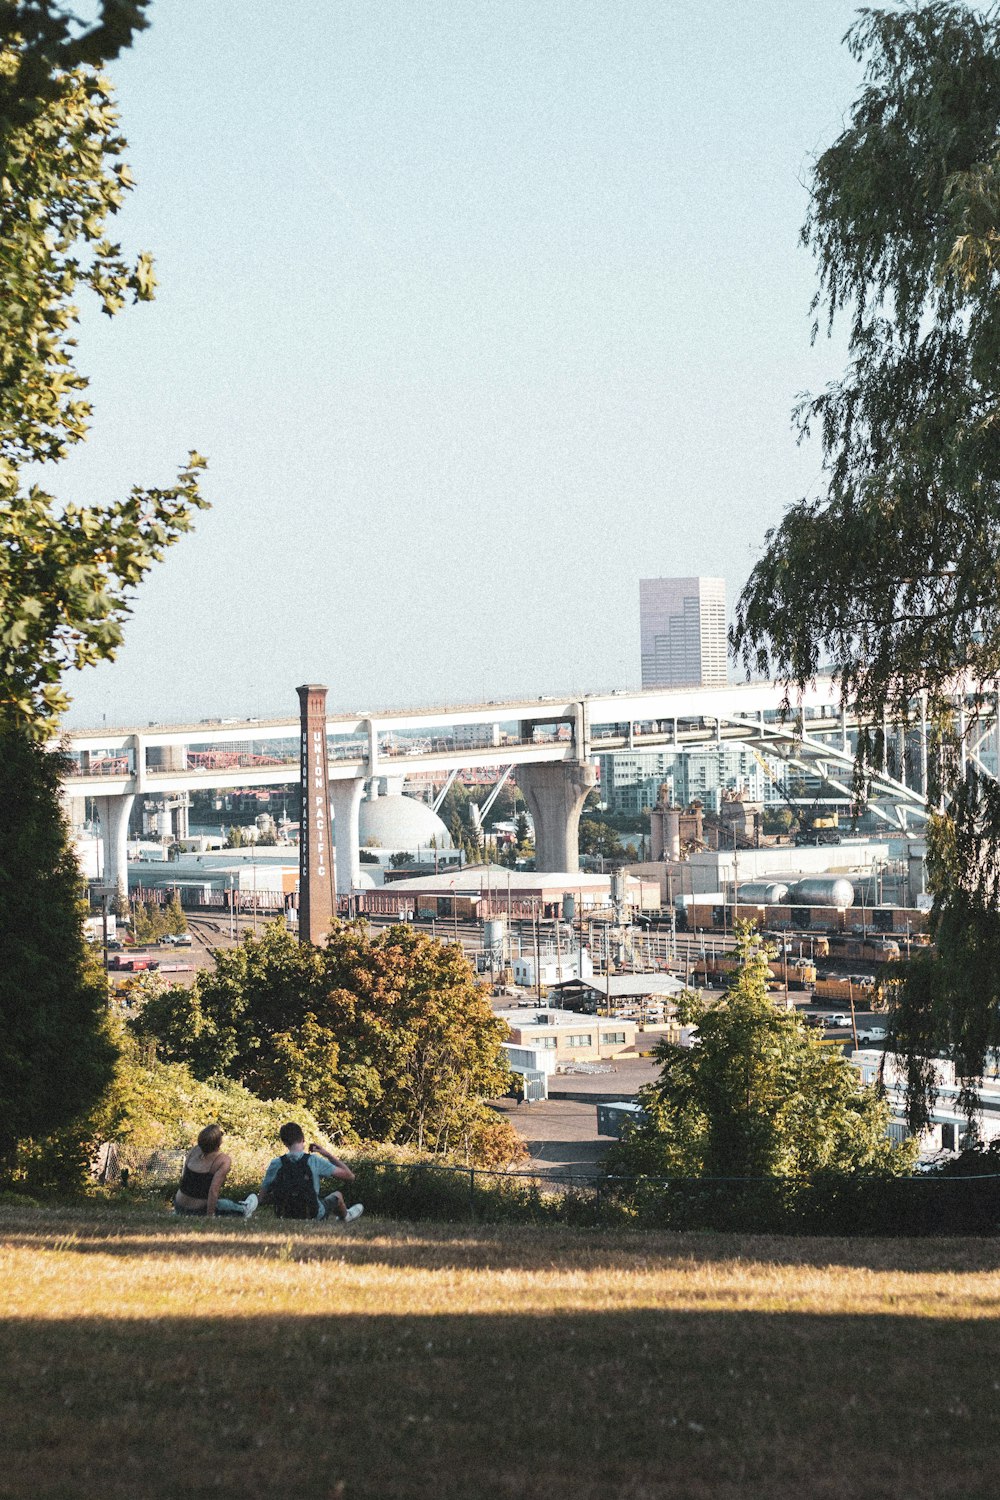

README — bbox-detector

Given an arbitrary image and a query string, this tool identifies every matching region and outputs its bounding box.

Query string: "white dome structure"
[358,792,452,853]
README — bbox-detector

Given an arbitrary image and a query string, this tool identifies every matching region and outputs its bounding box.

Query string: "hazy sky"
[57,0,871,728]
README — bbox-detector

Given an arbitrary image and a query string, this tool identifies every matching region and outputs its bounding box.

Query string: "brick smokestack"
[297,684,334,944]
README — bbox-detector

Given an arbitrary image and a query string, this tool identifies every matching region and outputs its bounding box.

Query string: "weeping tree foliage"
[731,3,1000,1122]
[893,774,1000,1132]
[733,4,1000,737]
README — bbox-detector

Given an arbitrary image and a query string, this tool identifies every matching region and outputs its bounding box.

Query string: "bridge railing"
[63,755,133,777]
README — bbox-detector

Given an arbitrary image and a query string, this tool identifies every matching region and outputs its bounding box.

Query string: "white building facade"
[851,1049,1000,1155]
[597,744,775,817]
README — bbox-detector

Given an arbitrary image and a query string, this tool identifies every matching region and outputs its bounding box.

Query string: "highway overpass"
[58,677,992,896]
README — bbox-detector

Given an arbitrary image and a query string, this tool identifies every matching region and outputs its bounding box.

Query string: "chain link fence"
[93,1145,1000,1236]
[348,1156,1000,1236]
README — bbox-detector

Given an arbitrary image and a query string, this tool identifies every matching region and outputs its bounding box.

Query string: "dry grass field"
[2,1203,999,1499]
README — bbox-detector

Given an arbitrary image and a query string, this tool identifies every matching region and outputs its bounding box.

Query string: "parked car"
[857,1026,889,1044]
[826,1013,853,1029]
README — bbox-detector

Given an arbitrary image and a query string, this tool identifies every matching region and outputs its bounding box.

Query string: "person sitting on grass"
[173,1123,259,1220]
[257,1122,364,1224]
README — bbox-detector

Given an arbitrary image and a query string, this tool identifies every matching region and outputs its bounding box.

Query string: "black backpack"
[271,1154,319,1219]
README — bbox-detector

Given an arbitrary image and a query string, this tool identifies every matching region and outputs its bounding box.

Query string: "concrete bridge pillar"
[518,762,598,873]
[94,793,135,903]
[148,744,187,772]
[146,745,190,841]
[330,776,365,896]
[174,797,190,840]
[59,790,87,832]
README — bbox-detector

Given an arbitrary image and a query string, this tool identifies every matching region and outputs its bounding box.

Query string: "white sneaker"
[242,1193,259,1221]
[342,1203,364,1224]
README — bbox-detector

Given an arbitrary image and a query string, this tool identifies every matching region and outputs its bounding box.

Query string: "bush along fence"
[91,1150,1000,1237]
[347,1158,1000,1237]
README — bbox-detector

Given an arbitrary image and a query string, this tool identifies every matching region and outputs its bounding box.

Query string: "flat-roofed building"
[640,575,727,688]
[851,1049,1000,1157]
[547,972,686,1019]
[496,1005,637,1064]
[357,865,659,922]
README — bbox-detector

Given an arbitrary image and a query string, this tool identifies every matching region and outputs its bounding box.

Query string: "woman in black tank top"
[173,1123,256,1219]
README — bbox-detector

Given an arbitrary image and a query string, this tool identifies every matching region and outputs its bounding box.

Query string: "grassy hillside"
[2,1204,999,1498]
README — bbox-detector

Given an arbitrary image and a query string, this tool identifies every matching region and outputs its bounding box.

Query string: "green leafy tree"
[461,834,482,865]
[134,921,515,1160]
[578,818,625,860]
[0,732,115,1171]
[441,779,522,843]
[478,779,521,828]
[497,840,517,869]
[729,4,1000,1116]
[732,5,1000,747]
[130,900,157,944]
[136,922,326,1096]
[0,4,150,174]
[319,923,512,1155]
[135,899,169,943]
[439,782,470,832]
[0,43,207,734]
[607,928,910,1181]
[0,17,206,1168]
[892,779,1000,1133]
[761,807,794,837]
[225,825,245,849]
[163,892,187,936]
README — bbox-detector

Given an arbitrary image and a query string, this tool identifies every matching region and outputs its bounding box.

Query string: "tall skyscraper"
[640,576,727,688]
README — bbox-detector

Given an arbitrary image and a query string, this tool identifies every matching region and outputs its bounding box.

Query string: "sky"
[56,0,873,728]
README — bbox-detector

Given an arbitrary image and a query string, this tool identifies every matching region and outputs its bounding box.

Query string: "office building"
[639,576,727,688]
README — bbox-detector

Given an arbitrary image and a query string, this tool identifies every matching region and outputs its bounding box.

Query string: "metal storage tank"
[483,918,506,950]
[737,881,790,905]
[788,877,855,908]
[358,792,452,851]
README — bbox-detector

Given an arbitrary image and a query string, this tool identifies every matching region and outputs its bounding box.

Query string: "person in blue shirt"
[259,1122,364,1223]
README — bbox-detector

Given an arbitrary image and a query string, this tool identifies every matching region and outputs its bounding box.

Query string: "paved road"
[499,1056,661,1175]
[494,1098,611,1176]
